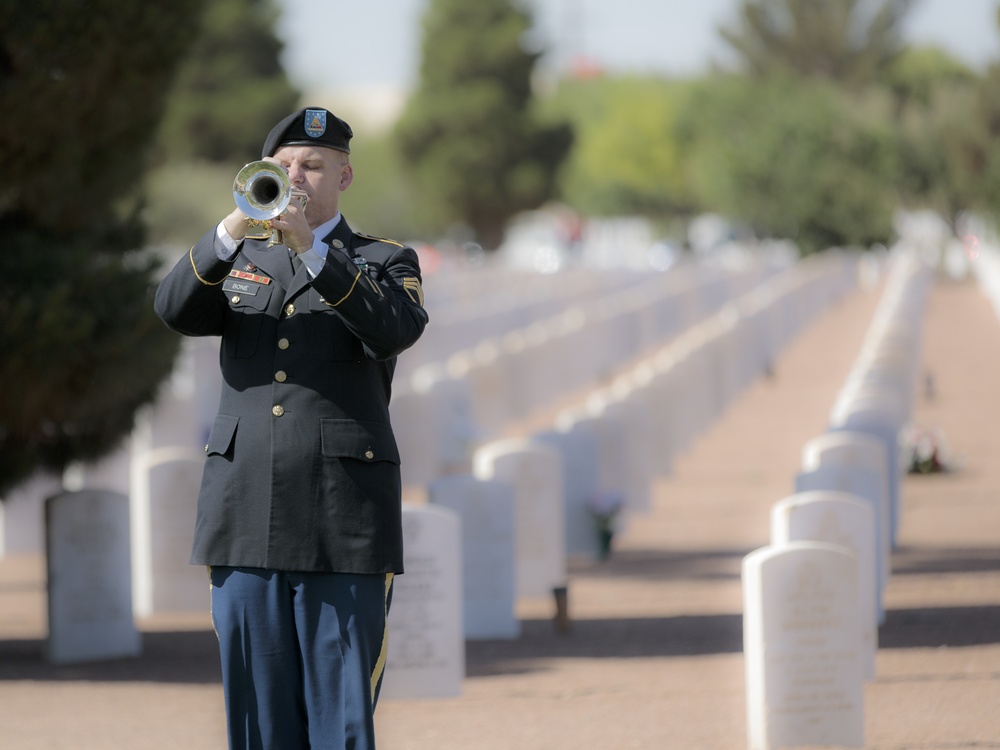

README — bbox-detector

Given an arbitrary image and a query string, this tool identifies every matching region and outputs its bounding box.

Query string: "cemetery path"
[3,270,1000,749]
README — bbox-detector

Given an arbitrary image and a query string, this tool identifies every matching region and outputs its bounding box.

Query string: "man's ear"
[340,164,354,192]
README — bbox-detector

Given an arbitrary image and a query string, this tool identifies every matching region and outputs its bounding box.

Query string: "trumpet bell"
[233,160,292,221]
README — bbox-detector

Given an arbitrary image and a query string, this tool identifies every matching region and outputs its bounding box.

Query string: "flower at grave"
[903,424,951,474]
[589,490,625,560]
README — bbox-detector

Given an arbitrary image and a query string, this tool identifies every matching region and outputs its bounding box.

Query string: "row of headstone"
[390,264,775,476]
[397,267,648,382]
[742,246,931,749]
[391,252,856,494]
[380,252,864,700]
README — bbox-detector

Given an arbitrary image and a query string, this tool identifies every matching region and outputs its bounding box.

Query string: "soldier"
[154,107,428,750]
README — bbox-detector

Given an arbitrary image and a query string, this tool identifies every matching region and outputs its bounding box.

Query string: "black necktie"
[289,250,302,273]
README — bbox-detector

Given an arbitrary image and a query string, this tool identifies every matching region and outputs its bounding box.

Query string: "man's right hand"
[222,208,251,242]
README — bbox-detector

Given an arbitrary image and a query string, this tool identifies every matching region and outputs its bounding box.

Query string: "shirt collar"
[311,213,342,259]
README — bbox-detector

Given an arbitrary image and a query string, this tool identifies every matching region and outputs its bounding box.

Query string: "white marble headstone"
[45,490,142,665]
[535,426,601,560]
[473,439,566,600]
[770,491,877,680]
[381,504,464,700]
[743,541,864,750]
[130,448,208,616]
[797,430,890,622]
[829,401,903,547]
[429,474,519,640]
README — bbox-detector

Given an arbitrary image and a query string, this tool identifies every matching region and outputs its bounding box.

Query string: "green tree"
[394,0,573,249]
[0,1,200,496]
[678,75,899,254]
[889,48,986,227]
[155,0,301,165]
[546,76,697,218]
[720,0,915,88]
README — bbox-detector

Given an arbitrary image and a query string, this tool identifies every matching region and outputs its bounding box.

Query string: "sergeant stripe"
[402,277,424,306]
[370,572,394,703]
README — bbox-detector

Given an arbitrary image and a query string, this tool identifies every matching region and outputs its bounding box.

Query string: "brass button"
[272,405,285,417]
[278,338,290,350]
[364,450,374,460]
[284,303,295,316]
[332,239,344,249]
[231,295,240,304]
[275,370,287,383]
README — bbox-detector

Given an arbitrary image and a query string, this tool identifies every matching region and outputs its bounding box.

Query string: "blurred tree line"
[339,0,1000,255]
[546,0,1000,254]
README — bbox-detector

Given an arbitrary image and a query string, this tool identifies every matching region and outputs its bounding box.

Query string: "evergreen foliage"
[546,77,697,218]
[155,0,301,165]
[394,0,573,249]
[676,76,899,254]
[0,1,201,496]
[719,0,914,88]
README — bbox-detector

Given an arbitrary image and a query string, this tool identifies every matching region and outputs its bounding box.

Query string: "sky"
[274,0,1000,95]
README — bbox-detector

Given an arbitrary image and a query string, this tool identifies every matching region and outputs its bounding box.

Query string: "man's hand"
[270,199,312,253]
[222,207,251,241]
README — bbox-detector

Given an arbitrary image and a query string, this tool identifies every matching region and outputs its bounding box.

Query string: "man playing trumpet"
[154,107,428,750]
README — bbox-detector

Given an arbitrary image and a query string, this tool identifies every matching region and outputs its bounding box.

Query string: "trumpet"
[233,160,307,247]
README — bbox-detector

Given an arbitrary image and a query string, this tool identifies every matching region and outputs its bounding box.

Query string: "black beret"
[261,107,353,158]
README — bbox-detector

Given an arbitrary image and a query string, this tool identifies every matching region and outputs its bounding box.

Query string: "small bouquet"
[903,425,951,474]
[589,491,625,560]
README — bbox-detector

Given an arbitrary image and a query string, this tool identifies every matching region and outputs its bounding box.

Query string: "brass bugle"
[233,160,306,247]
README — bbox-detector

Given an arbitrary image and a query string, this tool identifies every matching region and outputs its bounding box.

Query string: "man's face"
[270,145,353,229]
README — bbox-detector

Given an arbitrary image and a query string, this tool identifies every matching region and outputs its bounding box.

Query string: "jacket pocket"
[223,283,274,359]
[206,414,239,458]
[320,419,400,464]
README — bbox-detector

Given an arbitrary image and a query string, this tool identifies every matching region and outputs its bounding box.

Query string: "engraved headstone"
[771,491,878,679]
[381,504,464,699]
[830,399,903,547]
[743,542,864,750]
[473,439,566,600]
[797,430,890,622]
[429,474,519,640]
[45,490,142,664]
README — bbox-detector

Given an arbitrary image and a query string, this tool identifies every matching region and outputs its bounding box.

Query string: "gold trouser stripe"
[189,246,225,286]
[370,572,394,703]
[330,268,362,307]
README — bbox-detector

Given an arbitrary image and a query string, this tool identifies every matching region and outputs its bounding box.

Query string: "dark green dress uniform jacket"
[153,218,428,575]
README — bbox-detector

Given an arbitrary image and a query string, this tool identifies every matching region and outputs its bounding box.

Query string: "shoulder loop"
[356,231,404,248]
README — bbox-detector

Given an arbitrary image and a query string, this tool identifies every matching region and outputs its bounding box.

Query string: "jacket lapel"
[322,218,356,261]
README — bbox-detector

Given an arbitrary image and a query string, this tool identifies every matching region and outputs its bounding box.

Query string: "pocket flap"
[206,414,239,456]
[320,419,400,464]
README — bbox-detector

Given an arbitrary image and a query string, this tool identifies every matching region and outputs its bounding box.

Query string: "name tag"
[223,278,258,296]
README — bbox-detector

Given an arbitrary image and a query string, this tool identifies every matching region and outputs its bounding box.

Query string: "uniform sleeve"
[153,228,234,337]
[310,243,428,361]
